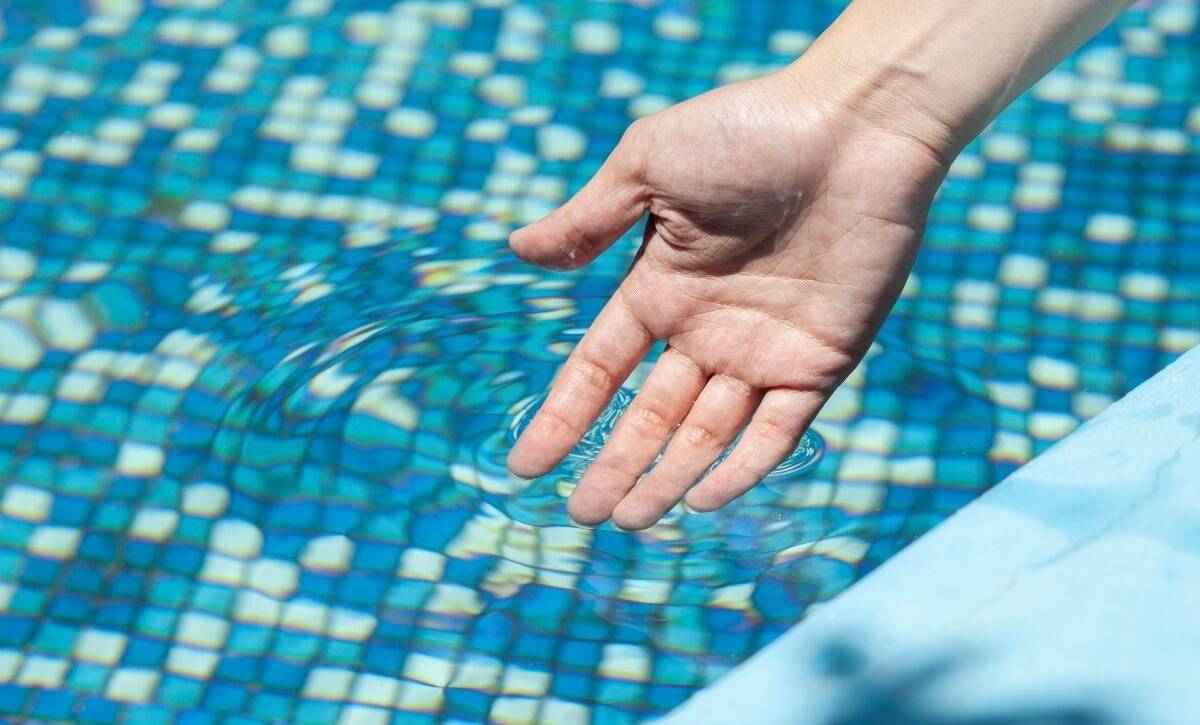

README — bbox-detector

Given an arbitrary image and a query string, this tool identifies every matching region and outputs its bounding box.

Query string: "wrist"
[777,47,964,171]
[779,0,1134,166]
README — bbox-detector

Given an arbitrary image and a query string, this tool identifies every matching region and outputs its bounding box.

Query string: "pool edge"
[660,345,1200,725]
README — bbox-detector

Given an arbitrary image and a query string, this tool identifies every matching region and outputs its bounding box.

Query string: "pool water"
[0,1,1198,723]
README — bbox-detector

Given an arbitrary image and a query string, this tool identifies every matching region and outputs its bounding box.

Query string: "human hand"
[506,65,950,529]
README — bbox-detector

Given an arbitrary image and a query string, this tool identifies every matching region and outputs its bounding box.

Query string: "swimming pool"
[0,1,1196,722]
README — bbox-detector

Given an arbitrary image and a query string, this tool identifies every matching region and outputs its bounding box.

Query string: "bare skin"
[506,0,1134,530]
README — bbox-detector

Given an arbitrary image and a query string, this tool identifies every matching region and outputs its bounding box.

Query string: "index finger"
[507,293,652,477]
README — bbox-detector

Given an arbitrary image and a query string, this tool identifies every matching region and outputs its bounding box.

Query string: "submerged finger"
[508,294,652,478]
[568,348,706,526]
[685,388,822,512]
[611,374,761,530]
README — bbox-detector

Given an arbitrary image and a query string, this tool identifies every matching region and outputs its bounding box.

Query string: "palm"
[508,73,948,529]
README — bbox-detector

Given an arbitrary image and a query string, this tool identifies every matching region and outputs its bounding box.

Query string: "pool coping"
[659,345,1200,725]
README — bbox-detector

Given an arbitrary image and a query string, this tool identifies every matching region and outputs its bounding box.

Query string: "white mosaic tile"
[1,484,52,522]
[300,534,354,571]
[129,508,180,541]
[598,643,650,681]
[234,589,282,627]
[210,519,264,559]
[304,667,355,701]
[246,558,299,598]
[571,20,620,55]
[350,673,402,707]
[1030,355,1080,390]
[500,664,549,697]
[449,655,502,691]
[1085,212,1137,243]
[166,645,219,679]
[395,680,444,711]
[998,253,1049,288]
[0,318,44,371]
[0,247,36,281]
[768,29,813,55]
[541,698,591,725]
[27,525,81,559]
[16,656,67,688]
[653,12,701,42]
[402,652,454,687]
[175,611,231,649]
[1029,411,1080,439]
[338,705,390,725]
[105,667,160,704]
[199,552,245,587]
[0,650,21,683]
[327,607,377,641]
[73,629,128,666]
[536,124,587,162]
[115,441,165,477]
[282,598,329,634]
[490,696,539,725]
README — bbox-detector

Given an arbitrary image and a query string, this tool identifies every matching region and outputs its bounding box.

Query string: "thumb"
[510,124,648,269]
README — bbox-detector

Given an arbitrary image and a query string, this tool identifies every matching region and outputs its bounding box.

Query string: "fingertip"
[566,501,609,528]
[566,480,617,528]
[507,224,545,265]
[508,220,541,249]
[505,461,543,480]
[610,500,658,531]
[505,438,556,479]
[506,459,551,479]
[508,218,588,271]
[683,486,726,513]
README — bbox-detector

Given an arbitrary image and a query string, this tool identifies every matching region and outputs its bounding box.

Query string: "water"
[501,390,824,494]
[0,1,1197,723]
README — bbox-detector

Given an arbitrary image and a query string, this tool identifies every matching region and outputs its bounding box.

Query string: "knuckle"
[730,456,765,483]
[586,459,628,482]
[625,404,672,437]
[717,374,755,399]
[570,355,617,393]
[754,416,799,447]
[663,348,703,378]
[622,117,649,142]
[538,404,584,439]
[616,120,650,179]
[679,422,720,449]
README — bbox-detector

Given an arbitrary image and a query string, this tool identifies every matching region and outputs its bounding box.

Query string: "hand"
[507,67,950,530]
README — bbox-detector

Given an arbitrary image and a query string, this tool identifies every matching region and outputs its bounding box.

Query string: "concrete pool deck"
[662,346,1200,725]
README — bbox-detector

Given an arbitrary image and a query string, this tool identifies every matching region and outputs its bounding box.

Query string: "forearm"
[787,0,1135,161]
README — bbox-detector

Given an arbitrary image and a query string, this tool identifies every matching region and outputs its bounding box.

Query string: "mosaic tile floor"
[0,0,1198,723]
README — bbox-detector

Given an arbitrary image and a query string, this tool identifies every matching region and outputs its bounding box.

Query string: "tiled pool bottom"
[0,1,1198,723]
